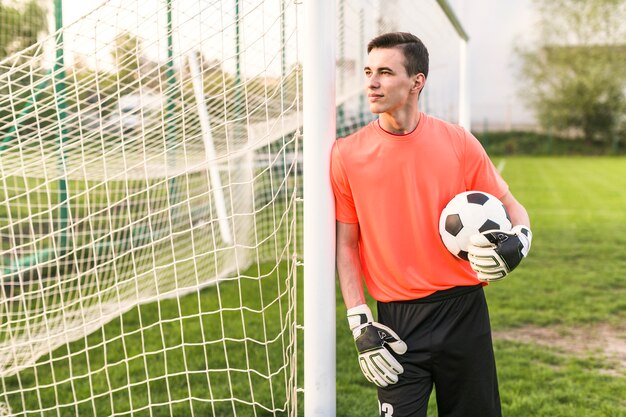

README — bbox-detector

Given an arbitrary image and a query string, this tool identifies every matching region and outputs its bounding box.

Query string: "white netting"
[0,0,299,415]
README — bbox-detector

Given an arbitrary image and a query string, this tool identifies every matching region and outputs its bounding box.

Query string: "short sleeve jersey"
[330,113,509,301]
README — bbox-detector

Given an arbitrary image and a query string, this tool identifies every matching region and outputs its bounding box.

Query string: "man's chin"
[368,104,384,114]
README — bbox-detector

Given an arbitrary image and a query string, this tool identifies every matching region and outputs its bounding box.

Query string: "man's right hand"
[347,304,407,387]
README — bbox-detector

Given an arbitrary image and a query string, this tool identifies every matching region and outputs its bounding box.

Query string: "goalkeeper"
[330,32,532,417]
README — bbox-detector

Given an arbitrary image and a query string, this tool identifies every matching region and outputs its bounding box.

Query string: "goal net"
[1,0,300,415]
[0,0,466,416]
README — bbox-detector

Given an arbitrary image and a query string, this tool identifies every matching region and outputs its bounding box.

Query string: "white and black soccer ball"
[439,191,512,260]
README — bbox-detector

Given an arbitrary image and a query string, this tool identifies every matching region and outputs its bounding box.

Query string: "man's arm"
[500,190,530,228]
[336,221,366,309]
[336,221,407,387]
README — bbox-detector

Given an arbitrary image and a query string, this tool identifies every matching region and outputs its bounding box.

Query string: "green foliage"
[111,32,145,96]
[0,0,48,60]
[518,0,626,143]
[475,130,626,155]
[0,1,49,134]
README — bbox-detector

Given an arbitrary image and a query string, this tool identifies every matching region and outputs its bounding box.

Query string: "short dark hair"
[367,32,429,78]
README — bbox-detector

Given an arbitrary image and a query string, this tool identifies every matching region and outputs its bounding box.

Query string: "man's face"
[364,47,419,115]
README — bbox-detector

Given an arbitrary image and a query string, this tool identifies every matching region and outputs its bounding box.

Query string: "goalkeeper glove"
[347,304,407,387]
[467,225,532,282]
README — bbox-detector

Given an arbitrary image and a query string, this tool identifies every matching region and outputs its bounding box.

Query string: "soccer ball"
[439,191,512,260]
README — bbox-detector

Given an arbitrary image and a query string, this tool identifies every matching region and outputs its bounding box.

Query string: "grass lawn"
[2,157,626,416]
[335,157,626,417]
[1,259,298,417]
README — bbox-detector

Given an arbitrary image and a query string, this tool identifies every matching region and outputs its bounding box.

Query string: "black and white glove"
[467,225,532,282]
[347,304,407,387]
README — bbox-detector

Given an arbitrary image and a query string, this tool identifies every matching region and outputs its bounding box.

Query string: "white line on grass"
[496,159,507,173]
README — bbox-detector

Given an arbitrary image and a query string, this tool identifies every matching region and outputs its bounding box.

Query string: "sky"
[448,0,537,128]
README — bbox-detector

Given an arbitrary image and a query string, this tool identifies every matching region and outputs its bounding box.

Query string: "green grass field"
[2,157,626,416]
[335,157,626,416]
[2,260,298,416]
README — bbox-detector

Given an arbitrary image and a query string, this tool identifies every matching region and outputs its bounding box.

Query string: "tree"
[111,32,146,96]
[0,1,49,137]
[518,0,626,143]
[0,0,48,59]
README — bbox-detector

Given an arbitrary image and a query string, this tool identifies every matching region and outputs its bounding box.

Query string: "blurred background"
[3,0,624,151]
[451,0,626,155]
[449,0,536,130]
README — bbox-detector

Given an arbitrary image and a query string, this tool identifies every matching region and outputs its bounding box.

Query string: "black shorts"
[377,285,501,417]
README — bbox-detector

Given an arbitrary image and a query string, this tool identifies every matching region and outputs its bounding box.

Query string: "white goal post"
[302,0,337,415]
[0,0,467,416]
[305,0,468,415]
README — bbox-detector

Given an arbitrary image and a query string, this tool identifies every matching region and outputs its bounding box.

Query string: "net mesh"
[1,0,299,415]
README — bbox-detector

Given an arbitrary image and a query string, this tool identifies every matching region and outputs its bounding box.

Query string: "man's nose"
[368,75,380,88]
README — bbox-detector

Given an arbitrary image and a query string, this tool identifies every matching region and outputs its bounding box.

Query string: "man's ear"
[412,73,426,93]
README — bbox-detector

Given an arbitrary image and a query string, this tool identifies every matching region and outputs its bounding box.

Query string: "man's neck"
[378,110,421,135]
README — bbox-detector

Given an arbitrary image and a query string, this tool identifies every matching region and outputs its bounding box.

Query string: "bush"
[473,130,625,156]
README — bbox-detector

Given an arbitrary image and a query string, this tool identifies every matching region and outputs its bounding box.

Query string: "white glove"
[467,225,532,282]
[347,304,407,387]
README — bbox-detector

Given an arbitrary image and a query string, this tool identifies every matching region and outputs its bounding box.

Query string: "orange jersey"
[330,113,509,301]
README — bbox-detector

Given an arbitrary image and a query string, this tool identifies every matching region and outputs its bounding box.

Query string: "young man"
[330,32,532,417]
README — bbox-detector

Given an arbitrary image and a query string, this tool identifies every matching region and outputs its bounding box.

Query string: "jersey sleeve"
[463,130,509,199]
[330,141,359,223]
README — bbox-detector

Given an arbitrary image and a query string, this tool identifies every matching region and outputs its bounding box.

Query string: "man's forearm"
[336,222,367,309]
[337,244,366,309]
[501,191,531,228]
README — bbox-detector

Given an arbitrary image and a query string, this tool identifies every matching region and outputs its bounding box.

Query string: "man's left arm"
[467,190,532,281]
[500,191,530,229]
